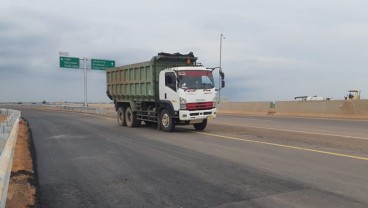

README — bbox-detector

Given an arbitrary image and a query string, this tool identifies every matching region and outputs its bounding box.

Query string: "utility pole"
[218,33,225,103]
[219,33,225,68]
[83,57,87,107]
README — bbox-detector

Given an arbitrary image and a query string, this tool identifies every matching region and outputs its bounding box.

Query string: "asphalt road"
[23,110,368,208]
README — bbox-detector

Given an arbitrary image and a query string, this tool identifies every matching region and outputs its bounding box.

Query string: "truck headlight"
[180,97,187,110]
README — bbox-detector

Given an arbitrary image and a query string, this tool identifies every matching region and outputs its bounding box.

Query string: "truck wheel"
[193,119,207,131]
[160,109,175,132]
[117,107,126,126]
[125,107,139,127]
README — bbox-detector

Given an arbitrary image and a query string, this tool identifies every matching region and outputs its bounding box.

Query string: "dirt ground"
[88,103,114,110]
[0,115,6,122]
[6,119,37,208]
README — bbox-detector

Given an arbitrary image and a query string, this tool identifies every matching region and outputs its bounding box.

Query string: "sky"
[1,0,368,102]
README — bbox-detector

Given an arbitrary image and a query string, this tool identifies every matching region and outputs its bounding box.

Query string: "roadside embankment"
[6,119,37,208]
[0,116,6,122]
[0,109,21,208]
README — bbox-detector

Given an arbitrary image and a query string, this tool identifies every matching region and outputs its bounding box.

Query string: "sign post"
[83,58,87,107]
[59,54,115,107]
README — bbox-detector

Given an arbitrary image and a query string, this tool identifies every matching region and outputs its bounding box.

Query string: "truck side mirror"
[220,71,225,80]
[221,80,225,88]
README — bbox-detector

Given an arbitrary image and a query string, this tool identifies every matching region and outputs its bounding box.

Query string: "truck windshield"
[177,70,214,89]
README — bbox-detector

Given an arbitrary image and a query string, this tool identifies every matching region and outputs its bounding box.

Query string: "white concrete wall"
[218,102,273,115]
[275,100,368,118]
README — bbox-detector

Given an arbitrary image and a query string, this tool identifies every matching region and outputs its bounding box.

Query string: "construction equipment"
[346,90,361,100]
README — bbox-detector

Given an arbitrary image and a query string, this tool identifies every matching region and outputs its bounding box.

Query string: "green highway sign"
[59,57,80,69]
[91,59,115,70]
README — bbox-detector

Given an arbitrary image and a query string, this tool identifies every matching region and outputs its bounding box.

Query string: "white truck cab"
[159,66,217,124]
[107,52,225,132]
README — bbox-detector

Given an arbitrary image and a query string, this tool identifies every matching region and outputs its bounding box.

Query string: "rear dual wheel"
[117,107,126,126]
[125,107,141,127]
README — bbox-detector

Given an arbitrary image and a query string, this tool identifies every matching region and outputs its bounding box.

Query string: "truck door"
[159,71,180,111]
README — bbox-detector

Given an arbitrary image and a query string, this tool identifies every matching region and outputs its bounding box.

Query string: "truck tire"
[193,119,207,131]
[160,109,175,132]
[125,107,140,127]
[117,107,126,126]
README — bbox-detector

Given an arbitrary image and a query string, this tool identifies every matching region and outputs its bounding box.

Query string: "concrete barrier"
[218,102,273,115]
[0,109,21,208]
[275,100,368,118]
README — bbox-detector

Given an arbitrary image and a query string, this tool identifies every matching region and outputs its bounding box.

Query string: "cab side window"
[165,72,176,91]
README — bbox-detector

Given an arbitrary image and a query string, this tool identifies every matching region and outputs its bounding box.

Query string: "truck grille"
[186,102,213,110]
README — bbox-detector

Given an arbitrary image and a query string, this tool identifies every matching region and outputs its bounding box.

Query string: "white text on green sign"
[60,57,80,69]
[91,59,115,70]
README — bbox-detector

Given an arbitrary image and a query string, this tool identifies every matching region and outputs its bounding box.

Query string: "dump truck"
[106,52,225,132]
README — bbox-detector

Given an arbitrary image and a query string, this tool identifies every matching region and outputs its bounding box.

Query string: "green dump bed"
[106,52,198,102]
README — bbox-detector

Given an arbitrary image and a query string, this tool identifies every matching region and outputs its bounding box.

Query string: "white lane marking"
[211,122,368,141]
[47,134,90,139]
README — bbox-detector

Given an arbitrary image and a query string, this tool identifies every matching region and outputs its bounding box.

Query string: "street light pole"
[219,33,225,68]
[218,33,225,103]
[83,57,87,107]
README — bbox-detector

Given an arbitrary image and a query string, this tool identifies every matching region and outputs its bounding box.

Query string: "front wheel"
[160,109,175,132]
[193,119,207,131]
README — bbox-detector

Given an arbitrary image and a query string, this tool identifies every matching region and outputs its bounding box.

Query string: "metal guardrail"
[0,108,21,208]
[0,104,110,116]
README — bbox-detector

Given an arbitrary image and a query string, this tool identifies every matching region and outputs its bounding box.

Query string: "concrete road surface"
[23,110,368,208]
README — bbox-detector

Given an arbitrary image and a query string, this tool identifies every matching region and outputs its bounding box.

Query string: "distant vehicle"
[106,52,225,132]
[295,96,330,101]
[345,90,361,100]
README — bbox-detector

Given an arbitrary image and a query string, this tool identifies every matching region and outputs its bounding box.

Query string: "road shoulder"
[6,119,38,208]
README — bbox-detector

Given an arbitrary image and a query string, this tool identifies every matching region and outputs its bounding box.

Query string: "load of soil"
[0,115,6,122]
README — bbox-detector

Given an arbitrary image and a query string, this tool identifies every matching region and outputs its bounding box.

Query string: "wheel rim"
[161,113,170,128]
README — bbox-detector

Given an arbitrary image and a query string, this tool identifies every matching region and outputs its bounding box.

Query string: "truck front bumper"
[179,108,216,121]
